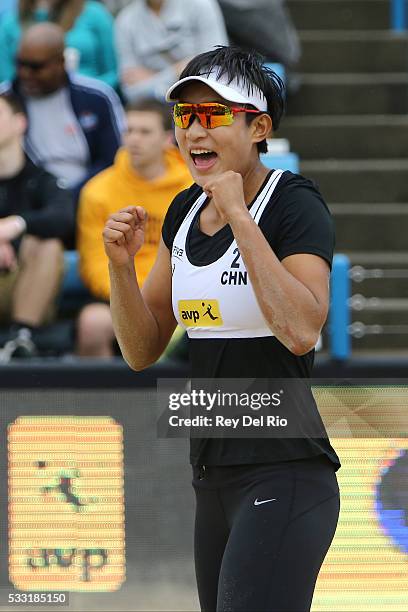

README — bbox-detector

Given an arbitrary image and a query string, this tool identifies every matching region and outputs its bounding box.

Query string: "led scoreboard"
[312,385,408,611]
[3,385,408,611]
[312,439,408,611]
[8,416,125,591]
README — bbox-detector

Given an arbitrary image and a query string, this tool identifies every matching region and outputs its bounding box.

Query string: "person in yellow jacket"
[76,99,192,356]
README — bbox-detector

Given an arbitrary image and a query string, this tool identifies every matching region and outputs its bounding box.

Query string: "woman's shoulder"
[261,171,334,265]
[275,169,323,195]
[259,169,333,237]
[272,170,331,216]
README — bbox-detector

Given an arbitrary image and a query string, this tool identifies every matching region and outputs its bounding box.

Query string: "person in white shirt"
[115,0,228,102]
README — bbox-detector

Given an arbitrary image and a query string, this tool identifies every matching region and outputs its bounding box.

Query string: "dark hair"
[0,92,25,115]
[125,98,173,132]
[178,46,285,154]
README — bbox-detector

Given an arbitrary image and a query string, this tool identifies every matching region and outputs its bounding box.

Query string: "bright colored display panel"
[314,439,407,612]
[8,416,125,592]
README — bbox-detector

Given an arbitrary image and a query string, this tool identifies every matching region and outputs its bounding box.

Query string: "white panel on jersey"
[171,170,284,339]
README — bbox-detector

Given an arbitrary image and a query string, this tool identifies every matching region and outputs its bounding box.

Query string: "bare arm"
[230,213,329,355]
[104,206,177,370]
[204,171,330,356]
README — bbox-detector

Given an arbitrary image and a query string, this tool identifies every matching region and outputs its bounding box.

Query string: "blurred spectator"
[1,1,17,21]
[218,0,301,87]
[100,0,130,16]
[0,23,124,205]
[0,92,74,361]
[115,0,228,103]
[0,0,118,88]
[77,98,192,356]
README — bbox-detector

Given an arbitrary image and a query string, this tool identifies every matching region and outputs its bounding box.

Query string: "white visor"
[165,68,268,112]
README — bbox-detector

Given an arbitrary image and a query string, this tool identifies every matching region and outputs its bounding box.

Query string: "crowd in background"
[0,0,300,360]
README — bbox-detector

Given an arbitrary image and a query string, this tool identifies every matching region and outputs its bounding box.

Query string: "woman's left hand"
[203,171,249,224]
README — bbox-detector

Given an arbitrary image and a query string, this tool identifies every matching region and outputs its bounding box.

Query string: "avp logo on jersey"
[178,300,223,327]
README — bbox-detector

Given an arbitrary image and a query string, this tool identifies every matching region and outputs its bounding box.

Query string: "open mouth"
[190,149,218,170]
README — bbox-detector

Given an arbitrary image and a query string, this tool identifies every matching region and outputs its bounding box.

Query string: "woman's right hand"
[103,206,147,266]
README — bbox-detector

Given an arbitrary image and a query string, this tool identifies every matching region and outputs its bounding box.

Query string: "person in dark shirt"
[102,47,340,611]
[0,91,74,360]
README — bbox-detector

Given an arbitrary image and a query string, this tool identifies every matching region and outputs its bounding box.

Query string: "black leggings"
[193,456,340,612]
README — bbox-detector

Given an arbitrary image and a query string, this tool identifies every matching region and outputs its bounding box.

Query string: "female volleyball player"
[103,46,340,612]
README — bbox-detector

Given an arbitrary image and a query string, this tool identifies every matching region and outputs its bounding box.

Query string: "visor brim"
[165,75,268,112]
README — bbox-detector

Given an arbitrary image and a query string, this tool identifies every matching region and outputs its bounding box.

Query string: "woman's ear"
[251,113,273,145]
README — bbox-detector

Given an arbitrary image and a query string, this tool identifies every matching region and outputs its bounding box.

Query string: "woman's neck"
[241,162,271,206]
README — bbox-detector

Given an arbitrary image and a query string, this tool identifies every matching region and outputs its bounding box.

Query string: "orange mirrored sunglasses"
[173,102,261,129]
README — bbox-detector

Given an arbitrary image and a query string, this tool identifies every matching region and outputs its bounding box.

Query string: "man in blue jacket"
[0,22,125,203]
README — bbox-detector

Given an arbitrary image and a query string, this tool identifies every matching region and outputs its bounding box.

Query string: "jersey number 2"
[231,248,241,268]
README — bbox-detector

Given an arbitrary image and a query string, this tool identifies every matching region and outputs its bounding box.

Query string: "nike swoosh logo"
[254,498,277,506]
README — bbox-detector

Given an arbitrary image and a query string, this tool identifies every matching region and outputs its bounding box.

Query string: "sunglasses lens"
[17,59,45,71]
[173,104,234,129]
[173,105,192,128]
[203,105,234,128]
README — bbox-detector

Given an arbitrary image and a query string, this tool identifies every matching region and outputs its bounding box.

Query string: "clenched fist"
[203,171,247,223]
[103,206,147,266]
